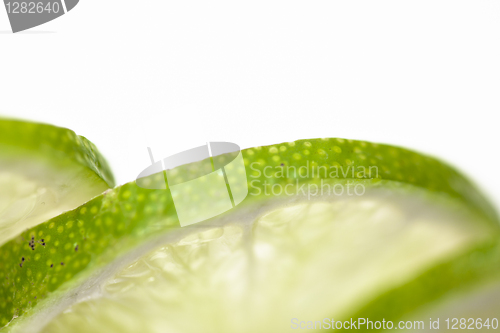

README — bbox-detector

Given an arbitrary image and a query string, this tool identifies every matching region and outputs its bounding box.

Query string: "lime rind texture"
[0,118,115,188]
[242,138,498,224]
[0,137,498,327]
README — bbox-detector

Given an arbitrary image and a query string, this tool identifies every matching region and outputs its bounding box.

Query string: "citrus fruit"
[0,119,114,247]
[0,123,498,332]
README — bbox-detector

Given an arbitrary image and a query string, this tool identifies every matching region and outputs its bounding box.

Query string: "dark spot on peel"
[60,262,64,266]
[75,245,78,252]
[50,264,53,268]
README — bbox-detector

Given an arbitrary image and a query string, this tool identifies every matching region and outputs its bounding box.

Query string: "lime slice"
[0,118,114,246]
[0,137,498,332]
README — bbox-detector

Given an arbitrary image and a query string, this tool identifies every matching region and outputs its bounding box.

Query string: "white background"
[1,1,499,207]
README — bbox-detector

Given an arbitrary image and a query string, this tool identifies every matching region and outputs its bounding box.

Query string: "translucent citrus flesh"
[0,119,114,246]
[34,188,495,333]
[0,157,110,246]
[405,282,500,332]
[1,135,498,332]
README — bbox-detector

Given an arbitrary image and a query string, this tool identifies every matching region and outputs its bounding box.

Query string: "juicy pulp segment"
[0,119,114,246]
[0,154,111,246]
[36,188,496,333]
[405,281,500,332]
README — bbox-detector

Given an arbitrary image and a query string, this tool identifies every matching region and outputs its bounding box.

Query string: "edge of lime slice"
[0,137,497,329]
[0,118,115,246]
[0,118,114,188]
